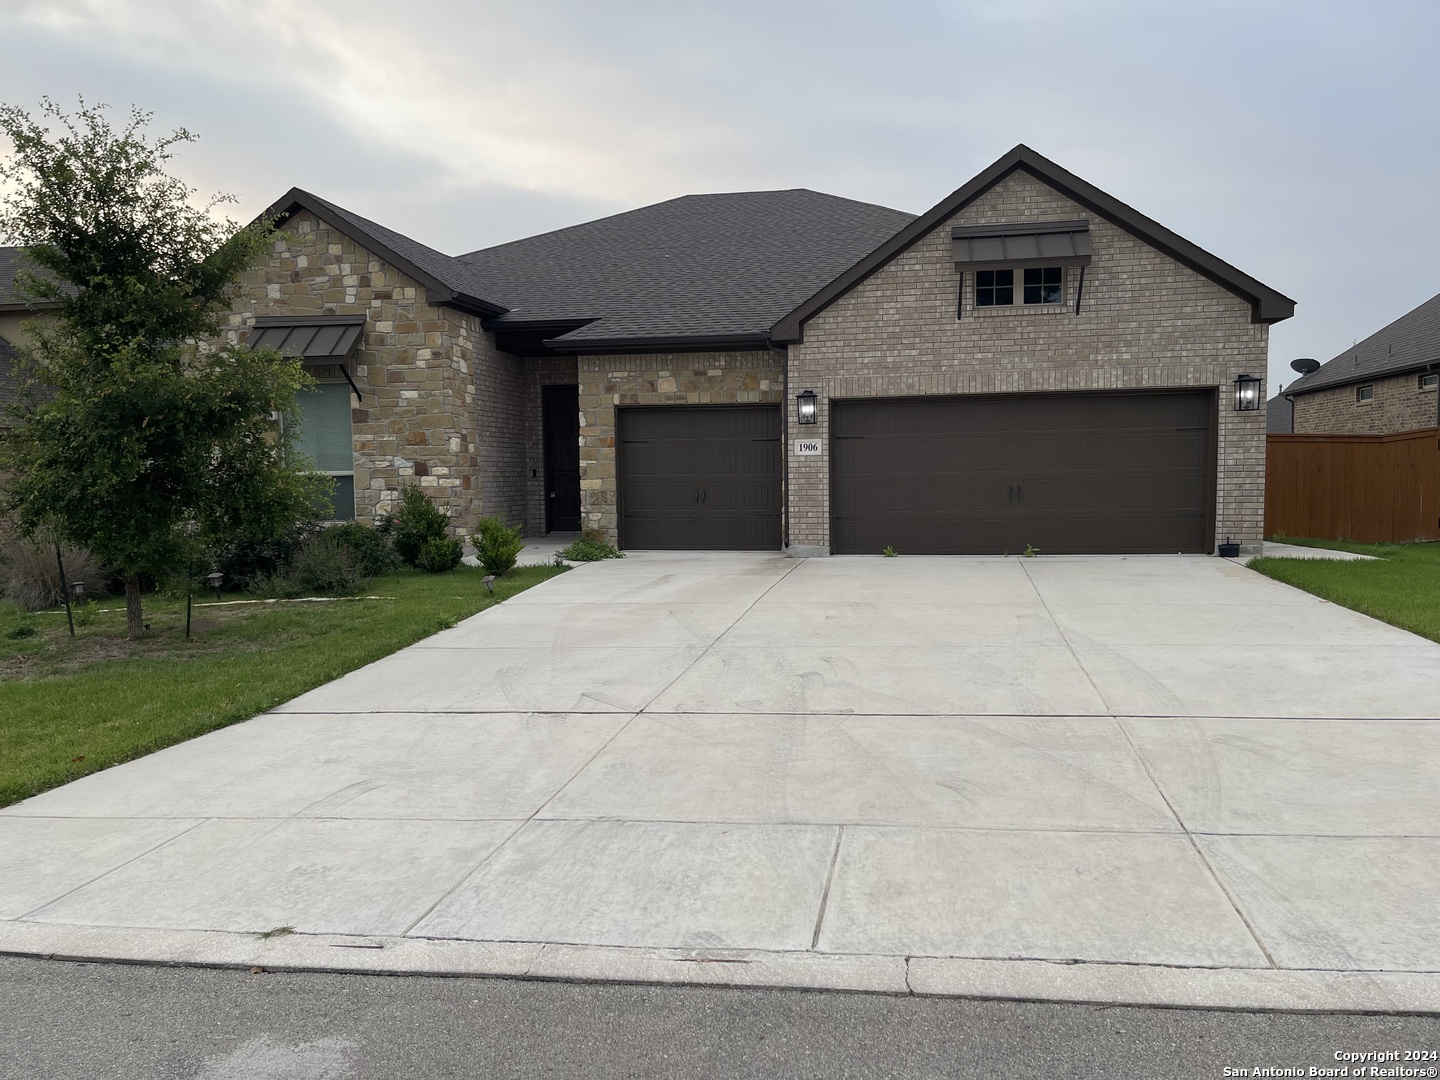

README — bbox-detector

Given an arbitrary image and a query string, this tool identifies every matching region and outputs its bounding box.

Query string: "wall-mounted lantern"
[1234,373,1261,412]
[796,389,818,425]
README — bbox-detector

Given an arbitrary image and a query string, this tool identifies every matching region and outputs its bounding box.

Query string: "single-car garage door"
[618,404,782,550]
[832,390,1215,555]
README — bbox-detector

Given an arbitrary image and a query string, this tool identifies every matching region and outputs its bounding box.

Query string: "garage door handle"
[701,488,707,504]
[1016,485,1023,502]
[1008,485,1014,503]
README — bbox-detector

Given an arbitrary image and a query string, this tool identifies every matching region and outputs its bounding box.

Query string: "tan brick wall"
[786,170,1271,554]
[577,351,783,541]
[225,210,527,536]
[1293,372,1439,435]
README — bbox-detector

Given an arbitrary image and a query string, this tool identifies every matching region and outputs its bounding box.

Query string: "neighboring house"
[1285,291,1440,435]
[3,145,1297,555]
[1266,393,1294,434]
[0,246,48,433]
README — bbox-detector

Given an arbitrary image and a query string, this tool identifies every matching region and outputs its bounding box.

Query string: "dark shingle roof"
[1287,290,1440,395]
[1266,393,1293,433]
[455,190,915,347]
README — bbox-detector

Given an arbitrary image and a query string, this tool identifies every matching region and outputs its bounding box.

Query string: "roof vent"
[1290,358,1320,375]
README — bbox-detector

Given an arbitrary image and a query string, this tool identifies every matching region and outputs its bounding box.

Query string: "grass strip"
[0,564,564,807]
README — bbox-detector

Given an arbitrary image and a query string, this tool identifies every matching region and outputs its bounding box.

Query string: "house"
[1284,291,1440,435]
[1266,393,1294,434]
[8,145,1297,555]
[0,246,50,432]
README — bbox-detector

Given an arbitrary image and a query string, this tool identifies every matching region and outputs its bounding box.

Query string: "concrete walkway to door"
[3,553,1440,1012]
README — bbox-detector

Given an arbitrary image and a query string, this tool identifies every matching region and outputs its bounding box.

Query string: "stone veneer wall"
[577,351,783,541]
[1292,371,1440,435]
[225,210,529,535]
[786,170,1272,555]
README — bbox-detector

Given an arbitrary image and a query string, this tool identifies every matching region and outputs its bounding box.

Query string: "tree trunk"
[124,574,144,640]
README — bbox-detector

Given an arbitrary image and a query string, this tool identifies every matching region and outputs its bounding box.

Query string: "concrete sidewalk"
[3,553,1439,1012]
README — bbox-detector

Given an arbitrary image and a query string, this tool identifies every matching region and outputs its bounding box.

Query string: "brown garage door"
[832,390,1215,555]
[618,405,782,550]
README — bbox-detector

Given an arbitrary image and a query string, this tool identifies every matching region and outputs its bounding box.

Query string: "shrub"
[559,529,624,563]
[384,485,451,567]
[318,522,399,578]
[472,516,524,575]
[214,519,312,592]
[0,534,110,612]
[256,532,365,598]
[416,535,464,574]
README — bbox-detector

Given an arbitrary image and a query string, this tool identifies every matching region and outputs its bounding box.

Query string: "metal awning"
[248,315,366,399]
[951,219,1092,269]
[247,315,366,364]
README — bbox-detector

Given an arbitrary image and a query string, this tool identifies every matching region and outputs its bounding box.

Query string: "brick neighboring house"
[1284,291,1440,435]
[0,246,51,435]
[0,146,1297,555]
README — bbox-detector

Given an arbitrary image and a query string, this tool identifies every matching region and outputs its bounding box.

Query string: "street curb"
[3,922,1438,1014]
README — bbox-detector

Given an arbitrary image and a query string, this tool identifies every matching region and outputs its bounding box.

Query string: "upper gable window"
[1420,372,1438,391]
[974,266,1063,307]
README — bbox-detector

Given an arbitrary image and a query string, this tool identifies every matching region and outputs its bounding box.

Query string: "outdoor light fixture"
[70,581,87,602]
[207,571,225,600]
[1234,373,1261,411]
[796,389,818,425]
[482,575,496,595]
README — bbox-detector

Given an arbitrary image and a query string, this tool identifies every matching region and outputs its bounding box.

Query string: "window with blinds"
[293,382,355,520]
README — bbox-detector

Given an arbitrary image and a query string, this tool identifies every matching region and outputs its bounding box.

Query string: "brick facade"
[226,211,527,536]
[1292,371,1439,435]
[576,351,783,539]
[785,170,1270,555]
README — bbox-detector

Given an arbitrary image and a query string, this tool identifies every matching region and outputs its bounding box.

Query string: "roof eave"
[1288,357,1440,396]
[772,145,1295,343]
[543,331,772,355]
[259,189,509,320]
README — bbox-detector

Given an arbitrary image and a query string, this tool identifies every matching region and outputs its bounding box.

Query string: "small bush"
[214,520,311,592]
[256,533,365,598]
[472,517,524,576]
[416,535,464,574]
[559,529,623,562]
[319,522,399,578]
[0,535,110,612]
[384,485,451,567]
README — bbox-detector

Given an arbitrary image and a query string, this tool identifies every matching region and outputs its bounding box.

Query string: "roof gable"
[261,189,508,319]
[1286,289,1440,395]
[771,145,1295,343]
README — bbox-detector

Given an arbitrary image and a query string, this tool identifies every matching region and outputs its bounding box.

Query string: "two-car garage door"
[831,390,1216,555]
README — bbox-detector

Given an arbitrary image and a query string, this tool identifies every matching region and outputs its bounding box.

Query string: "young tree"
[0,99,327,638]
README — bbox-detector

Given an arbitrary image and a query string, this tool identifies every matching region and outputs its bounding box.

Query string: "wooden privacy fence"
[1265,427,1440,543]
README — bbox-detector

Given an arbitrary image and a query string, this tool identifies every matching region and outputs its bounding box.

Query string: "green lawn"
[0,564,565,808]
[1250,539,1440,645]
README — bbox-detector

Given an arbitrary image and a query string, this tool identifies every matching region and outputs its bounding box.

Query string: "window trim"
[971,264,1066,310]
[1355,383,1375,404]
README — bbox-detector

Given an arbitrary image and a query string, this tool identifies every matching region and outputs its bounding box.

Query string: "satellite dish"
[1290,358,1320,375]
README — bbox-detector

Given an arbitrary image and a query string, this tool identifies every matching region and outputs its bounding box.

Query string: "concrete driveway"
[3,553,1439,1011]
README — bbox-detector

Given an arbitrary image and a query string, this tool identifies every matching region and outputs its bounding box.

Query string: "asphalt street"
[2,956,1436,1080]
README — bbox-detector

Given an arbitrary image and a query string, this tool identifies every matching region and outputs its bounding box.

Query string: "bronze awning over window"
[951,220,1092,270]
[247,315,366,363]
[248,315,366,399]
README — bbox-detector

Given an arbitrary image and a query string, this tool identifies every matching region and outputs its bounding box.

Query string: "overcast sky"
[3,0,1437,392]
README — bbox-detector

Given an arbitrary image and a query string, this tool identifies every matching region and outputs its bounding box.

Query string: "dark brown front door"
[618,405,782,550]
[542,384,581,532]
[831,390,1215,555]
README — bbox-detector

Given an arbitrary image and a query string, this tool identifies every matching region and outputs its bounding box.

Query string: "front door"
[542,384,581,532]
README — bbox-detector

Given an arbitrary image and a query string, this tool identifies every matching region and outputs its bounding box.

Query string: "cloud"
[2,0,1438,388]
